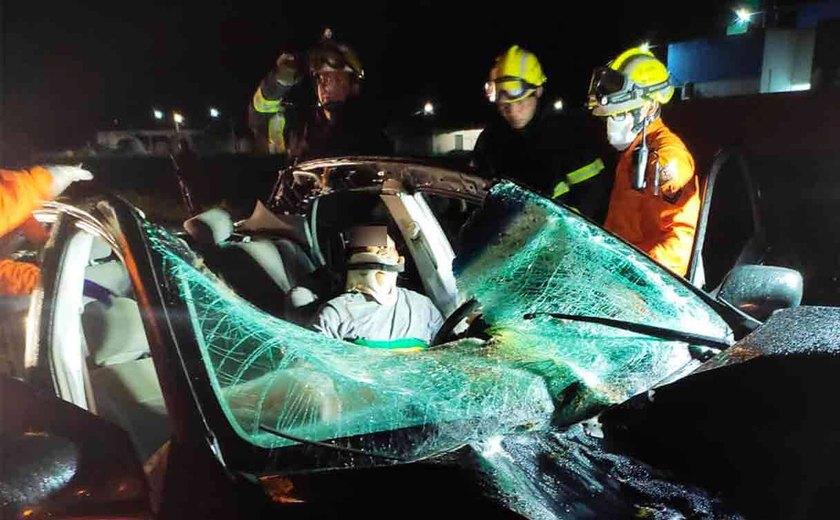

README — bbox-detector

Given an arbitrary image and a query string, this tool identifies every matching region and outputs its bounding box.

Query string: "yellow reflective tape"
[566,158,605,185]
[552,180,570,199]
[267,113,286,154]
[253,87,281,114]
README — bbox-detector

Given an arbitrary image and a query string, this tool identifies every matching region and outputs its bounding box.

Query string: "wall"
[432,129,482,155]
[760,28,816,93]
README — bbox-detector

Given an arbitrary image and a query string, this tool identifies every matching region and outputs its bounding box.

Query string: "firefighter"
[587,46,699,276]
[473,45,610,222]
[248,29,391,162]
[0,165,93,295]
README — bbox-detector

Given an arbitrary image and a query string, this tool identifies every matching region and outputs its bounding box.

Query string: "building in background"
[668,2,840,99]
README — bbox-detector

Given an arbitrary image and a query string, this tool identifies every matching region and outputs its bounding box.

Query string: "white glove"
[45,165,94,198]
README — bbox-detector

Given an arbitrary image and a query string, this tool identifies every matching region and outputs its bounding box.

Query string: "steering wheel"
[431,298,482,347]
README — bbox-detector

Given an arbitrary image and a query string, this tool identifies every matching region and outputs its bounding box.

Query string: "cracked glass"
[145,181,731,464]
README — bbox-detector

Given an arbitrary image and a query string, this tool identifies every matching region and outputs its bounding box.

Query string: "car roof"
[269,156,492,212]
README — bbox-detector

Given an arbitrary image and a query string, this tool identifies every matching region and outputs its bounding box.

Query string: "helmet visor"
[587,67,630,107]
[485,77,537,104]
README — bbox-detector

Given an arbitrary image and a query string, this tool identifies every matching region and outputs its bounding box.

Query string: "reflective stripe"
[267,113,286,154]
[253,87,281,114]
[566,158,605,185]
[552,180,570,199]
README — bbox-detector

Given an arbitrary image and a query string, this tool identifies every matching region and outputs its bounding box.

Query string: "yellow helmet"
[308,29,364,80]
[485,45,547,104]
[587,46,674,116]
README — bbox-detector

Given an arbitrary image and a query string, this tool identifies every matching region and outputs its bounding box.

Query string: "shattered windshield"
[145,181,731,466]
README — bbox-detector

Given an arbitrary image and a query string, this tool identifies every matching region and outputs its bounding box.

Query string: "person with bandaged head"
[312,226,443,349]
[0,165,93,295]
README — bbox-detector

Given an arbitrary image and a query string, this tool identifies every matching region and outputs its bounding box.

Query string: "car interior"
[181,190,455,329]
[36,185,473,465]
[79,237,169,462]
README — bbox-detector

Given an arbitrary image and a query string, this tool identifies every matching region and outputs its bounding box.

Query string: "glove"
[45,164,94,198]
[274,53,300,87]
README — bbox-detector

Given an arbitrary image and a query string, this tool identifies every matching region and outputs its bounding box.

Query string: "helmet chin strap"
[630,103,660,134]
[631,102,662,192]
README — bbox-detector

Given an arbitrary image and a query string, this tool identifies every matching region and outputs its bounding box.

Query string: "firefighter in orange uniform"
[0,165,93,295]
[587,47,699,276]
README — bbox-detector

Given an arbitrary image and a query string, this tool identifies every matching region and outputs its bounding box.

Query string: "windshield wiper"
[522,312,732,350]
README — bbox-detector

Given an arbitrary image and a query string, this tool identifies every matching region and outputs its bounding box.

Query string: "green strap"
[552,180,570,199]
[566,158,605,185]
[353,337,429,351]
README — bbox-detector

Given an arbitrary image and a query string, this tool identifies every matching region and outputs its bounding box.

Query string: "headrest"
[183,208,234,246]
[237,200,309,247]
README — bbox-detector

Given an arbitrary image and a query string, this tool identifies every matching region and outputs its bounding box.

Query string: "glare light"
[173,112,184,124]
[153,109,164,120]
[553,99,564,111]
[736,7,752,23]
[790,83,811,91]
[209,107,220,118]
[640,41,651,53]
[423,101,434,116]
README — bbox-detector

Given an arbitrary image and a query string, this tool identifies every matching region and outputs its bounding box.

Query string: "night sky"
[2,0,756,161]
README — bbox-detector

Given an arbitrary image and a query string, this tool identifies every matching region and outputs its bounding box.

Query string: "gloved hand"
[45,164,94,198]
[274,53,300,86]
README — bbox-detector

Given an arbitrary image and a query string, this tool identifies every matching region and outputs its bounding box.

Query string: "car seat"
[183,207,324,322]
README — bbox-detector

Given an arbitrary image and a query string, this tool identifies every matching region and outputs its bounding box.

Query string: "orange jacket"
[603,118,700,276]
[0,166,53,296]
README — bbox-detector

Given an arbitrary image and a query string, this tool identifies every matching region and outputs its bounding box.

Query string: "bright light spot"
[173,112,184,124]
[640,41,651,53]
[736,7,752,23]
[209,107,220,118]
[553,99,564,111]
[790,82,811,91]
[153,109,164,120]
[423,101,434,116]
[478,435,514,462]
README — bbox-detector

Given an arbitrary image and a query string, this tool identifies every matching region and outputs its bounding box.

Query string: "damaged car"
[2,157,836,520]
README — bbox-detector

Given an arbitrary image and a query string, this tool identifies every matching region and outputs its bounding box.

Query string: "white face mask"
[606,115,639,151]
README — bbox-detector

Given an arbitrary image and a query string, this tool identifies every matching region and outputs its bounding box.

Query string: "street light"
[209,107,220,119]
[423,101,435,116]
[153,109,164,120]
[173,112,184,132]
[735,7,752,23]
[553,99,564,112]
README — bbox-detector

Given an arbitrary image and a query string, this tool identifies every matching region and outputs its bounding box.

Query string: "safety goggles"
[485,77,538,104]
[587,66,670,110]
[587,67,635,108]
[309,46,362,78]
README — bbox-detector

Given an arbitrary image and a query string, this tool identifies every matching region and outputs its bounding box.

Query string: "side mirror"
[717,265,803,321]
[0,376,151,518]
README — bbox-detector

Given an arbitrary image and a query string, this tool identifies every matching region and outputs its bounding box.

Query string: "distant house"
[96,129,202,156]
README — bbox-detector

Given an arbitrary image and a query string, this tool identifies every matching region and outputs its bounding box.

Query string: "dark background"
[1,0,753,161]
